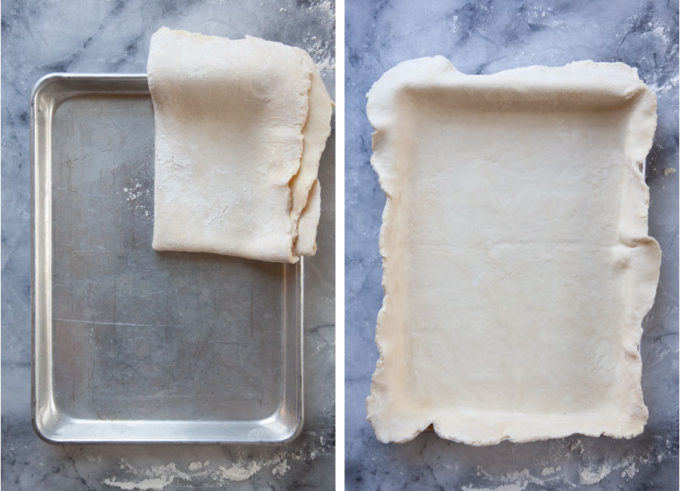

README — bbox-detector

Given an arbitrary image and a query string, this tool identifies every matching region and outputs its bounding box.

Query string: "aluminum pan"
[31,73,303,444]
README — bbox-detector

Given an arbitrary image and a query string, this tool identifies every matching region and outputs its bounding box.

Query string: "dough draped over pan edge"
[366,58,661,445]
[148,27,332,263]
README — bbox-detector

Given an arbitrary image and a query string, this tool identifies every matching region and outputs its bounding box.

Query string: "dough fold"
[366,58,661,445]
[148,27,332,263]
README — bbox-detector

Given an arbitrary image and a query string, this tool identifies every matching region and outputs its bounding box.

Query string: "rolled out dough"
[148,27,332,263]
[366,58,661,445]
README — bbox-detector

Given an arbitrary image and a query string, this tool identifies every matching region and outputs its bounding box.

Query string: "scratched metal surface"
[33,75,302,443]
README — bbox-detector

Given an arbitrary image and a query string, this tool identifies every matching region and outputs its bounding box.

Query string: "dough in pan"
[366,58,661,444]
[147,27,332,263]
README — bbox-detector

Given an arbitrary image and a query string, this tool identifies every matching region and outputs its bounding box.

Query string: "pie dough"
[366,58,661,445]
[147,27,332,263]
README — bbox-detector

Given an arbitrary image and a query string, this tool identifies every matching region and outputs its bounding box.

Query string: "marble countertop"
[345,1,678,489]
[2,0,335,489]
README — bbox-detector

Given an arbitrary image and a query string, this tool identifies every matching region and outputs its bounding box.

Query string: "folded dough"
[148,27,332,263]
[366,58,661,445]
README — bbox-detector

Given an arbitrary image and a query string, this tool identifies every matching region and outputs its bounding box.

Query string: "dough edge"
[293,49,333,257]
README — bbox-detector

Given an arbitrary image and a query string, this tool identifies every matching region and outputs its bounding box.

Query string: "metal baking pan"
[31,73,303,443]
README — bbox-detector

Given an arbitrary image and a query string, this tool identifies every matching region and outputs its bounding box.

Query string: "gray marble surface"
[345,1,678,489]
[2,0,334,489]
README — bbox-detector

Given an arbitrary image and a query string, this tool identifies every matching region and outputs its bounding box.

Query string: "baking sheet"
[366,60,659,445]
[31,74,303,443]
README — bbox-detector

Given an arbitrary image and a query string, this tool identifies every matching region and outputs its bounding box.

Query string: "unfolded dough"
[148,27,332,263]
[366,58,661,445]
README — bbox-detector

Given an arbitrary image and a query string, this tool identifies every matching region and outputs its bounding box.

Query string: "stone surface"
[2,1,335,489]
[345,1,678,489]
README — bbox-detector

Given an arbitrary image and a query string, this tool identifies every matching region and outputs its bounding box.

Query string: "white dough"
[295,179,321,256]
[366,58,661,445]
[147,27,332,263]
